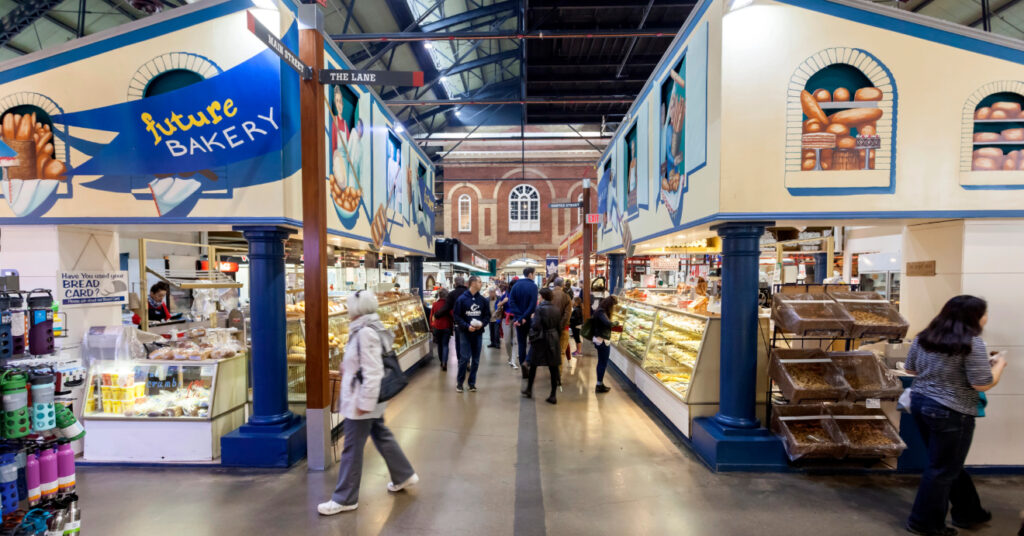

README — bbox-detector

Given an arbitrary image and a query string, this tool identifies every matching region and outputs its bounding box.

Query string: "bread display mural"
[966,86,1024,172]
[798,66,883,172]
[0,111,67,217]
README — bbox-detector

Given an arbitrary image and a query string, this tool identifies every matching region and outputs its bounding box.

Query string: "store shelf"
[972,141,1024,146]
[818,101,880,110]
[973,119,1024,123]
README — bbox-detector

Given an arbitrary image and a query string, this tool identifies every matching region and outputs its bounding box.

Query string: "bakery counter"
[607,296,769,437]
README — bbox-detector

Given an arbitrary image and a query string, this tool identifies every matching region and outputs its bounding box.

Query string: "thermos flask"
[1,370,30,439]
[0,292,11,360]
[26,290,54,356]
[56,442,74,494]
[37,446,57,501]
[54,405,84,441]
[9,293,25,357]
[25,451,39,506]
[0,451,18,515]
[28,370,55,432]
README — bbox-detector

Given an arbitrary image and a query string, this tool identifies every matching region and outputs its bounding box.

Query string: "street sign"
[247,11,313,80]
[549,201,583,209]
[585,213,601,224]
[319,69,424,87]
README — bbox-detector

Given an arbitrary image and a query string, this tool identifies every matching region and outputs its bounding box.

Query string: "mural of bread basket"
[1,113,67,216]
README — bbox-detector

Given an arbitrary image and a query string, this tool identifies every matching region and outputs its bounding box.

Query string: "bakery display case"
[82,354,247,462]
[607,296,769,437]
[284,291,431,403]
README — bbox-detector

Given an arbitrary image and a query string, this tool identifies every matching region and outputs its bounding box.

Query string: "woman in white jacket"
[318,290,418,515]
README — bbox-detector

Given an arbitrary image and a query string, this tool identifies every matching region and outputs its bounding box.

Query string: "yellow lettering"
[185,111,210,129]
[170,112,188,132]
[206,101,223,124]
[155,118,176,138]
[144,99,237,141]
[223,99,237,118]
[141,113,161,145]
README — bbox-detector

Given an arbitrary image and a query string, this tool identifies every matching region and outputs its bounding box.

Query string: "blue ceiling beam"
[0,0,66,47]
[381,49,517,100]
[419,0,516,33]
[382,0,448,100]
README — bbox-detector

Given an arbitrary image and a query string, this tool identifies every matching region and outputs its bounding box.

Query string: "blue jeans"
[595,342,610,384]
[457,331,483,388]
[908,393,985,531]
[434,329,451,367]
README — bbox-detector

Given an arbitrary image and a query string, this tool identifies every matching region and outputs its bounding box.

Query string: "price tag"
[866,398,881,409]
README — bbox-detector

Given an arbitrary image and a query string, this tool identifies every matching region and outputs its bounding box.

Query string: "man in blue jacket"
[453,276,490,393]
[505,267,539,378]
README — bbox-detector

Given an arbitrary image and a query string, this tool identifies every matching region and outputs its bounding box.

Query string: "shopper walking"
[487,288,501,348]
[570,296,583,358]
[453,276,490,393]
[904,295,1007,536]
[591,296,617,394]
[507,267,539,378]
[437,277,468,374]
[430,289,453,371]
[522,288,562,404]
[500,281,518,368]
[318,291,418,516]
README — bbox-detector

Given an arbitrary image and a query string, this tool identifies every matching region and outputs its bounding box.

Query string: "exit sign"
[585,213,601,224]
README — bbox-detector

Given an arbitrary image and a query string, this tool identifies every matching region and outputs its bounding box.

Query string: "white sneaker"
[317,500,358,515]
[508,360,519,369]
[387,473,419,492]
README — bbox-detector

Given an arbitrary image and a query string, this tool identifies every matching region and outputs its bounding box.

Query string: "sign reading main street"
[246,11,312,80]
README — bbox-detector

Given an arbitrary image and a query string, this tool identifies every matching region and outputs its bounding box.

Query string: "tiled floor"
[78,345,1024,535]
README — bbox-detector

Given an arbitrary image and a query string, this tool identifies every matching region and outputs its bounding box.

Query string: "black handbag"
[352,327,408,402]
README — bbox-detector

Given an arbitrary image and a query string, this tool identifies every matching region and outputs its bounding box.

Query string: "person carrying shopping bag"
[318,291,418,516]
[430,288,453,371]
[903,295,1007,536]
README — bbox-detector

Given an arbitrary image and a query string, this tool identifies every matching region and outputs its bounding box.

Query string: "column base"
[221,415,307,468]
[691,417,788,472]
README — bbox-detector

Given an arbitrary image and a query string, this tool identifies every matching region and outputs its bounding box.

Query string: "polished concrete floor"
[78,344,1024,535]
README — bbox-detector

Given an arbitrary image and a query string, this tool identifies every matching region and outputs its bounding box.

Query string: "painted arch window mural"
[0,93,70,217]
[964,82,1024,181]
[786,48,897,193]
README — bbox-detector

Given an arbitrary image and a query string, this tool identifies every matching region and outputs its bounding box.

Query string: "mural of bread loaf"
[1,112,69,216]
[970,93,1024,172]
[800,84,883,172]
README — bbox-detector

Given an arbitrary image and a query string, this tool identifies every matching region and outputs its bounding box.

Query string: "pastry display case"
[606,296,770,438]
[284,291,431,403]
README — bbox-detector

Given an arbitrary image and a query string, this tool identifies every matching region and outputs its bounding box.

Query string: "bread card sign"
[57,271,129,307]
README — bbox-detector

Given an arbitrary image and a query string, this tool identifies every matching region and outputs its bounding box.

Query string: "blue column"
[607,253,625,295]
[408,255,424,300]
[691,221,786,471]
[812,252,827,284]
[221,225,306,467]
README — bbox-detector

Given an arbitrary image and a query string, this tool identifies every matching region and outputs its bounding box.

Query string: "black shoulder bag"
[352,326,408,402]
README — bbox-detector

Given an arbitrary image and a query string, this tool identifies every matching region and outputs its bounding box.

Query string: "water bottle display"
[52,406,84,442]
[8,294,25,358]
[37,447,56,502]
[27,372,55,433]
[0,453,17,516]
[0,293,11,360]
[55,444,73,495]
[0,372,29,439]
[25,291,54,357]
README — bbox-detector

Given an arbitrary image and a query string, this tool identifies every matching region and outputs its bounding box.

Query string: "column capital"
[710,221,775,239]
[232,225,296,242]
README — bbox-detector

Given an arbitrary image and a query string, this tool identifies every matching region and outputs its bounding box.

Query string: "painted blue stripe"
[0,0,251,84]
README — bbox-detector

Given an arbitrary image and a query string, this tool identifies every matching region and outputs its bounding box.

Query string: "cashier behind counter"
[131,282,181,324]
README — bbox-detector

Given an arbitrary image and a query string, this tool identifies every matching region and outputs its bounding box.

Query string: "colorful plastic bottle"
[0,452,18,516]
[56,442,73,495]
[9,293,25,357]
[28,371,55,432]
[54,405,84,441]
[26,290,54,356]
[25,451,39,506]
[0,292,12,360]
[37,447,56,502]
[15,449,26,504]
[1,370,30,439]
[61,494,79,535]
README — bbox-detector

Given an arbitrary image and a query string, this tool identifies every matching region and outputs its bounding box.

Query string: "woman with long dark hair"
[904,295,1007,536]
[590,296,617,394]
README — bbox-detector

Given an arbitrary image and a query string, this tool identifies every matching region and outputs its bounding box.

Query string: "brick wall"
[443,164,596,269]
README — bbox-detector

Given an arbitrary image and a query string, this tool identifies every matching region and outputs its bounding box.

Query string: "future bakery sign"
[0,48,290,219]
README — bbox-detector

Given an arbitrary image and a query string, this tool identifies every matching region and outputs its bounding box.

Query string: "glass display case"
[643,310,708,398]
[285,291,430,403]
[613,300,657,361]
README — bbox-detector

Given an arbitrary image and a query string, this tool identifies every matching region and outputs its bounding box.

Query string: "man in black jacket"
[453,276,490,393]
[436,277,468,372]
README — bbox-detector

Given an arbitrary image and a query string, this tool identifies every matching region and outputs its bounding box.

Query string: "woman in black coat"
[591,296,617,393]
[522,287,563,404]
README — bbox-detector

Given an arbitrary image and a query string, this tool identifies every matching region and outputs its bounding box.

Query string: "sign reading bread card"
[57,271,129,306]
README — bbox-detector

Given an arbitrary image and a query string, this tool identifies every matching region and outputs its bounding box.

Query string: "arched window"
[458,194,471,232]
[576,193,583,226]
[508,184,540,232]
[963,82,1024,177]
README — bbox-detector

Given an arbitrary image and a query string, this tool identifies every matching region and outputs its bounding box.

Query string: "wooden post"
[582,178,592,320]
[298,5,331,470]
[139,238,148,332]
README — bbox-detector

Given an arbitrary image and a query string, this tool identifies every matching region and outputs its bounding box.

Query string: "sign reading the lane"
[319,69,425,87]
[548,202,583,209]
[246,11,313,80]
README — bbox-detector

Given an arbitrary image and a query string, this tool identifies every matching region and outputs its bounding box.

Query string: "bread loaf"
[820,149,833,170]
[974,147,1005,159]
[800,90,829,125]
[830,107,883,126]
[833,87,850,102]
[1002,128,1024,141]
[992,101,1022,116]
[860,124,876,136]
[973,157,1000,170]
[802,158,817,171]
[975,107,992,120]
[974,131,1002,142]
[837,136,857,149]
[825,123,849,136]
[803,119,824,133]
[854,87,883,101]
[992,110,1009,119]
[803,150,815,160]
[813,89,831,102]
